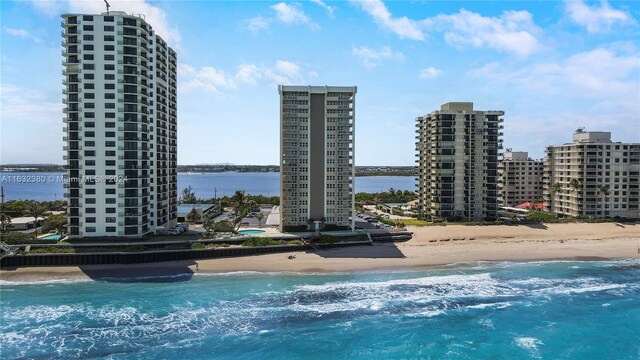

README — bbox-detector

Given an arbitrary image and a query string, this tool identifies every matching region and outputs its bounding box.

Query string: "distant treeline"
[1,164,415,176]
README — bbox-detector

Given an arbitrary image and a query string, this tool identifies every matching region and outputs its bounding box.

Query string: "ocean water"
[1,260,639,359]
[0,172,416,201]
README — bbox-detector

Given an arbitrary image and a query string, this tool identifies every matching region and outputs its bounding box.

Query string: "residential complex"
[498,151,544,207]
[416,102,504,220]
[544,129,640,218]
[62,12,177,238]
[278,85,356,232]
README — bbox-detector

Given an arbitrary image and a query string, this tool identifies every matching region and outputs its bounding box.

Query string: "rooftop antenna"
[104,0,110,15]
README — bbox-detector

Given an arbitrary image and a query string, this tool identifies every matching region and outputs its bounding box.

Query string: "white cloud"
[352,45,404,68]
[565,0,633,33]
[424,9,542,57]
[4,27,42,43]
[419,66,442,79]
[246,16,270,33]
[31,0,180,46]
[472,47,640,113]
[180,60,306,92]
[0,84,63,163]
[307,70,319,78]
[310,0,335,16]
[270,2,317,28]
[350,0,424,40]
[352,1,542,56]
[178,64,235,93]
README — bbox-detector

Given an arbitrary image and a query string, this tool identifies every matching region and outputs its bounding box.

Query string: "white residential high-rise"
[416,102,504,221]
[278,85,356,232]
[62,12,177,238]
[498,151,544,207]
[544,129,639,218]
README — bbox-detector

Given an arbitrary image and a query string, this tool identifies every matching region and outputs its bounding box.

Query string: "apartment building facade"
[416,102,504,220]
[498,151,544,207]
[62,12,177,238]
[544,130,640,218]
[278,85,356,232]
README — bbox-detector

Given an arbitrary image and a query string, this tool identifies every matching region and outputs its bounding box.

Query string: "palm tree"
[548,182,563,214]
[180,186,197,204]
[256,212,264,227]
[598,185,610,219]
[26,201,46,239]
[569,178,582,216]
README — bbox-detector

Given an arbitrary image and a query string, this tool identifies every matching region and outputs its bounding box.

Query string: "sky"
[1,0,639,166]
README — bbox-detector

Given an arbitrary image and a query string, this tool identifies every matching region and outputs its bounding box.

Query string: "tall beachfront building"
[544,129,639,218]
[278,85,356,232]
[416,102,504,221]
[62,12,177,238]
[498,151,544,207]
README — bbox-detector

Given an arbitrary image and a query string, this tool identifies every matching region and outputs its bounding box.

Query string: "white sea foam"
[0,278,91,286]
[515,337,543,352]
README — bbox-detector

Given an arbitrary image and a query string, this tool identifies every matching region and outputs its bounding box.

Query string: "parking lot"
[354,211,394,230]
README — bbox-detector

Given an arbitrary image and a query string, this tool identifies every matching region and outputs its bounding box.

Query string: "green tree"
[256,212,264,227]
[180,186,197,204]
[598,185,610,218]
[42,214,66,233]
[202,213,216,235]
[548,182,563,214]
[185,208,202,224]
[0,213,12,240]
[570,178,582,216]
[26,201,46,239]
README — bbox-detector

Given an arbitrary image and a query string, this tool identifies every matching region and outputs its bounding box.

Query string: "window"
[84,141,95,147]
[85,122,95,128]
[105,93,115,99]
[104,64,115,71]
[84,160,95,166]
[105,150,115,157]
[106,208,116,213]
[105,103,115,108]
[86,217,96,223]
[105,131,115,137]
[105,160,116,166]
[105,83,115,89]
[105,141,115,147]
[86,208,96,214]
[106,169,115,175]
[85,227,96,233]
[84,131,95,138]
[84,93,95,99]
[106,188,116,194]
[86,198,96,204]
[106,217,116,223]
[83,34,94,41]
[104,45,114,51]
[83,73,94,80]
[104,16,114,22]
[85,169,96,175]
[104,74,115,80]
[83,54,94,60]
[83,44,94,51]
[85,189,95,194]
[84,103,95,109]
[104,25,114,31]
[106,227,116,233]
[84,151,95,157]
[105,112,116,118]
[84,112,95,118]
[104,54,115,61]
[105,198,116,204]
[82,15,93,21]
[84,83,95,90]
[104,35,114,41]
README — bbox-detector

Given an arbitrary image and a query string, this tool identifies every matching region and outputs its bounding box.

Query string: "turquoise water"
[238,229,266,235]
[39,233,63,241]
[1,260,639,359]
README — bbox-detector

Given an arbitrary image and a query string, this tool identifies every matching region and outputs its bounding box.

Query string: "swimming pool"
[238,229,266,235]
[39,234,63,241]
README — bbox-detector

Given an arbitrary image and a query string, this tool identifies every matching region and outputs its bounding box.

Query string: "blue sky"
[1,0,638,166]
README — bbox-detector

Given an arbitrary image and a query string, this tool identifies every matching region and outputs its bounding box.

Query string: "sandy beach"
[2,222,639,282]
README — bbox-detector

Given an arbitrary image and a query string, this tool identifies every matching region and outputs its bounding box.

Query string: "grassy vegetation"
[241,237,303,247]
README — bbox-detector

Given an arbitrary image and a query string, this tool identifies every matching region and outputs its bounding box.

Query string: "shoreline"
[1,223,639,283]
